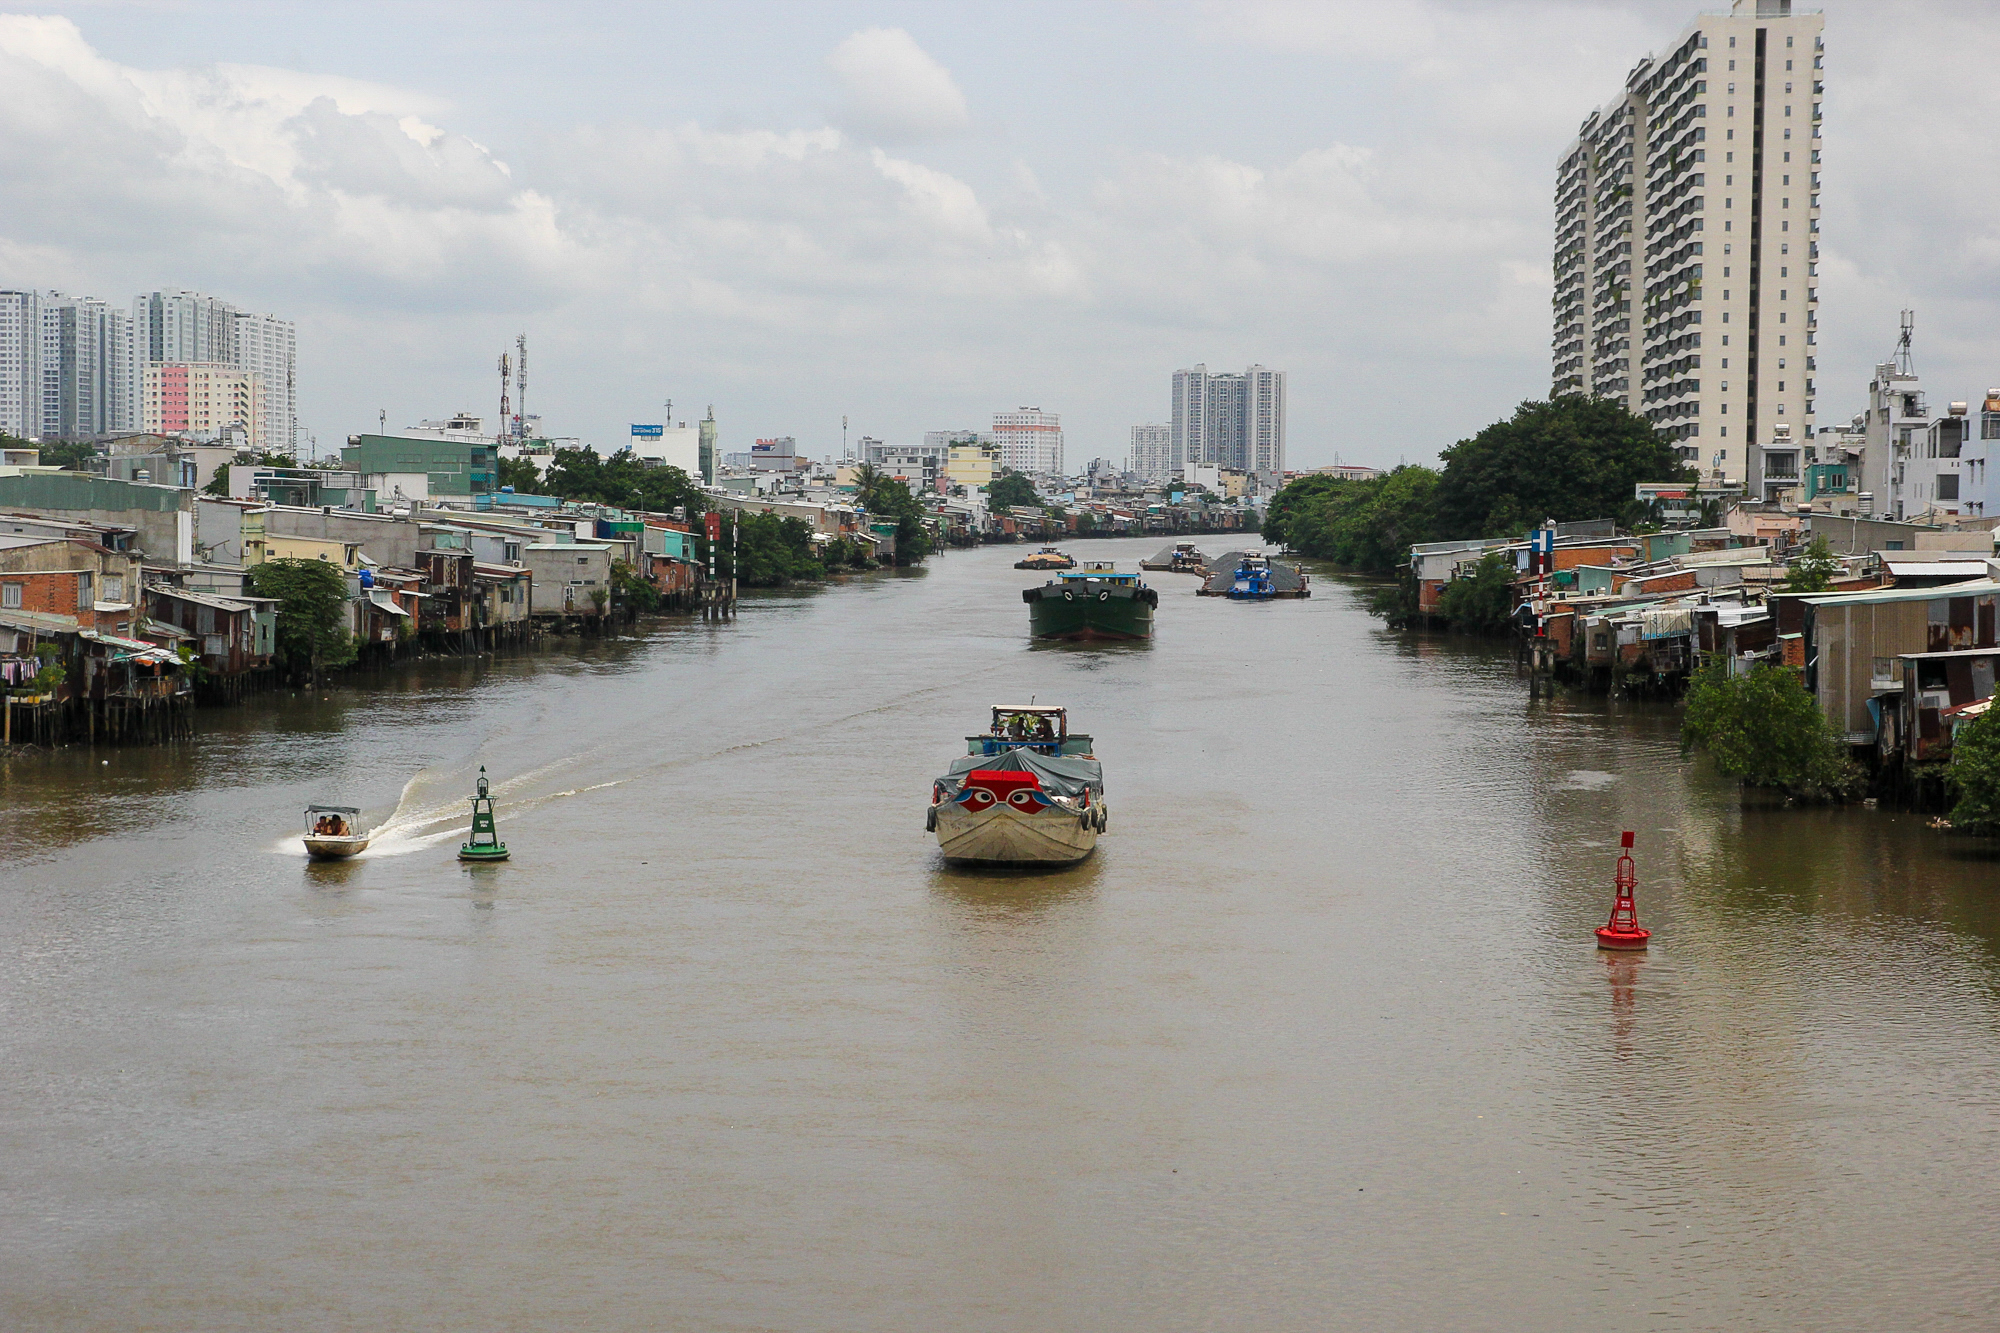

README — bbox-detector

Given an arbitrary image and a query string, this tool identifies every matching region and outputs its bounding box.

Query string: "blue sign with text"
[631,424,664,438]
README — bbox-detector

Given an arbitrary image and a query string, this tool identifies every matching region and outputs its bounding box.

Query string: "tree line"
[1263,397,1694,574]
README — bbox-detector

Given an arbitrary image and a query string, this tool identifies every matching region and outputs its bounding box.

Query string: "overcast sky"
[2,1,1995,468]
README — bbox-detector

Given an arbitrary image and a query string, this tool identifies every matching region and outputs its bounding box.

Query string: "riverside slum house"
[1799,576,2000,783]
[0,516,197,743]
[0,465,713,744]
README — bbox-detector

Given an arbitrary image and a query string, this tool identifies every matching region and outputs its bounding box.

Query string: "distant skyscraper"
[39,293,137,439]
[992,407,1063,475]
[1553,0,1822,498]
[0,290,39,438]
[1171,364,1285,473]
[1130,423,1174,481]
[134,289,297,452]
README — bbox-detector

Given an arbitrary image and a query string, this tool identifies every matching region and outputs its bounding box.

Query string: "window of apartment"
[76,573,91,610]
[0,583,20,609]
[577,556,589,565]
[102,575,123,603]
[204,634,227,658]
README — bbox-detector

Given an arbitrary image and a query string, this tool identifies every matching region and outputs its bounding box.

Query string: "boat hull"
[303,836,369,860]
[1024,584,1155,640]
[935,802,1100,865]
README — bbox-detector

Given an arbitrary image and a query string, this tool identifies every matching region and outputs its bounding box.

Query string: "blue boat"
[1226,555,1277,600]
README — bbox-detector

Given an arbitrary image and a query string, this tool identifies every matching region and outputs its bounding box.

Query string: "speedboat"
[928,705,1107,866]
[303,804,369,860]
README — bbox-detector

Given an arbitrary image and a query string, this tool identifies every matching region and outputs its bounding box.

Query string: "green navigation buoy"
[458,766,510,862]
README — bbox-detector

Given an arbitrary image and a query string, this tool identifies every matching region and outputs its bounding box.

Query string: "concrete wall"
[261,507,420,568]
[524,543,613,616]
[0,473,194,565]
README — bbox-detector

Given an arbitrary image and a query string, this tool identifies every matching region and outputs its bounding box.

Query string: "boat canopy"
[941,747,1103,798]
[305,804,361,815]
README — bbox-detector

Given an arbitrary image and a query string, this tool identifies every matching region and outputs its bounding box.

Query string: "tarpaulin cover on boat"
[941,747,1104,797]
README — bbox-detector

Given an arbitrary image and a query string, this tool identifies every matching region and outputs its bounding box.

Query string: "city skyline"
[6,5,2000,469]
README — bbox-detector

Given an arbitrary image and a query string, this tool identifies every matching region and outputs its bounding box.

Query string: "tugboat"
[928,705,1106,866]
[302,804,369,860]
[1140,542,1208,574]
[457,767,510,862]
[1014,546,1076,571]
[1023,562,1158,640]
[1227,554,1278,600]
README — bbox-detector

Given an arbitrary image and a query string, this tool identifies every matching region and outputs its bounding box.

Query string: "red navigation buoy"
[1595,831,1651,951]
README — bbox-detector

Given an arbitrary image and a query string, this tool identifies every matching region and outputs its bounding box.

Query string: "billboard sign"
[631,424,665,439]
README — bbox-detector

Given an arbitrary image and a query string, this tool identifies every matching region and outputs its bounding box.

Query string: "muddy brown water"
[4,541,2000,1330]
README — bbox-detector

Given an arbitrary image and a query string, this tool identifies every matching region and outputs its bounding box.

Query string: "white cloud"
[827,27,971,143]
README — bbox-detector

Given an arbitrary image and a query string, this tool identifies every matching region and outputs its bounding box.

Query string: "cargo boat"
[1014,546,1076,570]
[928,705,1106,866]
[1023,562,1157,640]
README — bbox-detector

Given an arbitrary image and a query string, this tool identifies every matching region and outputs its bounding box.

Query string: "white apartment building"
[992,407,1063,475]
[134,289,297,453]
[1553,0,1823,499]
[39,293,138,440]
[1172,364,1285,473]
[1130,422,1174,481]
[0,290,38,438]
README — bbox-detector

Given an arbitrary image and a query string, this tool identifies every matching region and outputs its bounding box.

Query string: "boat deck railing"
[966,734,1095,758]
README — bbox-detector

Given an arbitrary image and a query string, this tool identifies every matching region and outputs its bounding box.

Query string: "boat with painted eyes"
[927,704,1107,866]
[1023,562,1157,640]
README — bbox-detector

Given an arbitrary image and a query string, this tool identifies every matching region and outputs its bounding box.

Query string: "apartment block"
[1172,365,1285,474]
[992,407,1063,476]
[1552,0,1823,499]
[1130,423,1174,481]
[40,294,138,440]
[144,363,262,446]
[134,289,297,452]
[0,290,38,438]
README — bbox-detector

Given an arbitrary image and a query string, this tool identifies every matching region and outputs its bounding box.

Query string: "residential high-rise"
[134,289,296,453]
[0,290,39,438]
[1130,423,1174,481]
[992,407,1063,475]
[1171,364,1286,473]
[40,293,137,440]
[143,363,262,445]
[1553,0,1823,499]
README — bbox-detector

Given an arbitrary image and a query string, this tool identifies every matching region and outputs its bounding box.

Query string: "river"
[4,541,2000,1330]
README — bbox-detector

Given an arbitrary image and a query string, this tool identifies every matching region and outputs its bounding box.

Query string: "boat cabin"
[1058,563,1140,586]
[967,704,1095,758]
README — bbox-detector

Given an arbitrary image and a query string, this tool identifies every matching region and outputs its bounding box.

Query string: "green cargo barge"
[1023,563,1158,640]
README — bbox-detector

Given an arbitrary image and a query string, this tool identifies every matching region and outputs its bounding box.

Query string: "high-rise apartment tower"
[992,407,1063,475]
[1172,364,1285,474]
[1130,423,1174,481]
[1552,0,1822,499]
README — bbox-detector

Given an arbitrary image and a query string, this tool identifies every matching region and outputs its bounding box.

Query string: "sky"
[3,1,1998,470]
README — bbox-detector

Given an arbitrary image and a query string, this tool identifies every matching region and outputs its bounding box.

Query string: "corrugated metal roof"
[1802,578,2000,607]
[148,586,257,612]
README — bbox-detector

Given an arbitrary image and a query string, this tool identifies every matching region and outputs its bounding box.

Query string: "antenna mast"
[498,351,511,444]
[515,333,528,441]
[1895,310,1916,376]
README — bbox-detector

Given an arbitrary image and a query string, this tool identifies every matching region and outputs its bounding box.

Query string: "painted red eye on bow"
[956,788,996,809]
[1007,789,1050,810]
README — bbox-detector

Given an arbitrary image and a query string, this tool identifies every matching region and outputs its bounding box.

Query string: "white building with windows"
[1130,422,1174,481]
[1552,0,1823,499]
[992,407,1063,475]
[134,289,297,453]
[39,293,138,440]
[1171,364,1285,473]
[0,289,40,438]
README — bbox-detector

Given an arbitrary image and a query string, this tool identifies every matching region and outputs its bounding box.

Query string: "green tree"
[496,456,543,493]
[1264,466,1440,572]
[727,512,824,586]
[1949,706,2000,833]
[1436,550,1519,634]
[1784,533,1840,593]
[1681,659,1861,801]
[608,558,659,614]
[541,446,704,516]
[17,436,98,470]
[986,470,1039,510]
[246,558,357,684]
[1435,397,1693,539]
[858,471,932,564]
